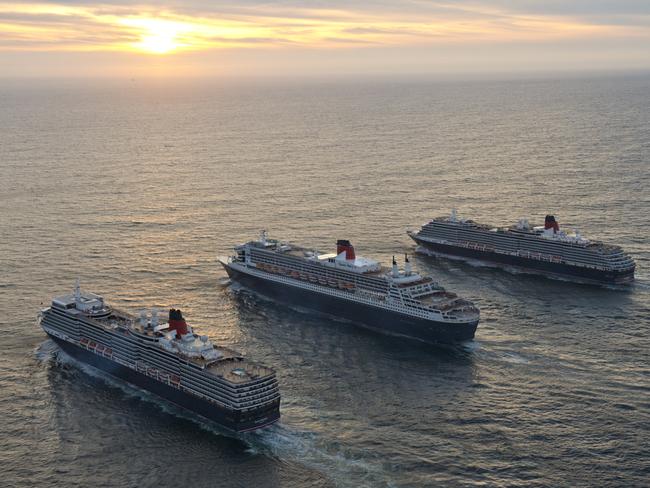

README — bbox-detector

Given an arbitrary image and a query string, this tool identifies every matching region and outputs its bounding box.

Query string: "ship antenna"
[392,256,399,278]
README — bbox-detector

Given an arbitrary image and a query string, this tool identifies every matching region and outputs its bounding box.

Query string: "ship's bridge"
[387,272,427,286]
[385,256,431,286]
[51,280,110,317]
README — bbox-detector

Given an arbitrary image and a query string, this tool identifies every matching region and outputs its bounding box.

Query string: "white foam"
[244,423,389,487]
[461,340,481,353]
[34,339,59,363]
[499,352,530,364]
[216,277,232,287]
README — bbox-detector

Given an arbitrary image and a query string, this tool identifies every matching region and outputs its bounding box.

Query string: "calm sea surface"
[1,75,649,487]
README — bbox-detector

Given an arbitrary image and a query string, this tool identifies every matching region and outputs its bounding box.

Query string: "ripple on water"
[1,77,649,488]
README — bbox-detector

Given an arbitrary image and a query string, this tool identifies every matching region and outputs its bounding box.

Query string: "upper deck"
[426,213,623,253]
[241,236,446,287]
[274,243,389,276]
[50,285,275,384]
[129,321,272,384]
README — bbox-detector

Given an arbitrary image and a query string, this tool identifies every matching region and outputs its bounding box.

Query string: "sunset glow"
[121,19,187,54]
[0,1,648,76]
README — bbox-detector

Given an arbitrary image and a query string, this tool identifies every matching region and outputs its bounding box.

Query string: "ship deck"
[205,357,275,383]
[78,307,275,383]
[270,242,392,277]
[430,216,620,252]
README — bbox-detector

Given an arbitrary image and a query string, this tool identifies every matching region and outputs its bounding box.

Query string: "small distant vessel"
[39,282,281,432]
[409,210,636,285]
[220,232,480,344]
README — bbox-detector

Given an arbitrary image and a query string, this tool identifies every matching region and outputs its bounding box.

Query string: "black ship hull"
[48,335,280,433]
[222,263,478,344]
[410,235,635,285]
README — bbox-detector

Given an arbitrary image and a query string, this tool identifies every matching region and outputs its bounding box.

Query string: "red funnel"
[168,309,189,337]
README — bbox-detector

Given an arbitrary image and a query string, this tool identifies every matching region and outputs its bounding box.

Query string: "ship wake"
[246,423,394,488]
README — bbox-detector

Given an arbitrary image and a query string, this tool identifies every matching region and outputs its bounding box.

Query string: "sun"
[138,31,178,54]
[121,18,188,54]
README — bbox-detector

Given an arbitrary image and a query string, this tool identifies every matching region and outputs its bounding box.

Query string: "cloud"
[0,1,648,76]
[1,1,648,54]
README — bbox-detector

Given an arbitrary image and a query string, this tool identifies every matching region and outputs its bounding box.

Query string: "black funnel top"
[169,308,184,321]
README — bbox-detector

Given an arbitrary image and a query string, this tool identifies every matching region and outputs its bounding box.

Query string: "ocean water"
[1,75,649,487]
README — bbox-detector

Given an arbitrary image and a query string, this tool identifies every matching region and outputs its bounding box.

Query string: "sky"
[0,1,649,78]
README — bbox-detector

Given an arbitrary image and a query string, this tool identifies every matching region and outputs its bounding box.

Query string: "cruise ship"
[409,210,635,285]
[39,282,281,432]
[220,232,480,344]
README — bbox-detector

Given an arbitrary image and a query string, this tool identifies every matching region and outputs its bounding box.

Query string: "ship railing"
[245,264,457,320]
[449,240,495,252]
[133,363,180,384]
[181,383,279,412]
[77,336,115,359]
[134,359,280,410]
[254,261,359,291]
[510,250,623,271]
[515,250,564,263]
